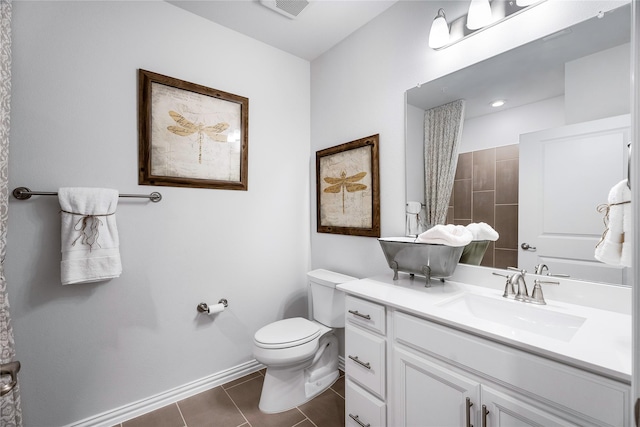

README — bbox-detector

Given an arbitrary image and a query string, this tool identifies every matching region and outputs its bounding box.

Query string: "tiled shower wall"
[448,144,519,269]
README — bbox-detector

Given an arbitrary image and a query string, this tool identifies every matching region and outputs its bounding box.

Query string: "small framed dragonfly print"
[316,134,380,237]
[138,69,249,190]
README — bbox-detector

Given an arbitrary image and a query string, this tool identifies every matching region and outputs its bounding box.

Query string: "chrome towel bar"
[12,186,162,202]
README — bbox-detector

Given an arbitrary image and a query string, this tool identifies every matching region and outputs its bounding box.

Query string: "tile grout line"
[222,372,264,392]
[292,416,316,427]
[174,401,188,427]
[327,386,345,399]
[222,383,252,427]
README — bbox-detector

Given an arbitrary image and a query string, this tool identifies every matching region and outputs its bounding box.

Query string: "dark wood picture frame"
[138,69,249,190]
[316,134,380,237]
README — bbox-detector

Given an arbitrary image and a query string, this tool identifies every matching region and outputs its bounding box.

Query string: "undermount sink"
[438,292,587,342]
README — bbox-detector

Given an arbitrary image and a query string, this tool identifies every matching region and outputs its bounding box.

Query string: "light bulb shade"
[467,0,493,30]
[429,10,449,49]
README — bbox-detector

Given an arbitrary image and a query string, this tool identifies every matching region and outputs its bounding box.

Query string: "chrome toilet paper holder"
[197,299,228,314]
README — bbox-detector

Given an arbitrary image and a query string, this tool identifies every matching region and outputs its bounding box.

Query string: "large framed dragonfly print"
[316,134,380,237]
[138,69,249,190]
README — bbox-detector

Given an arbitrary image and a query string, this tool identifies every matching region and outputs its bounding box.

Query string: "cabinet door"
[394,347,480,427]
[482,386,583,427]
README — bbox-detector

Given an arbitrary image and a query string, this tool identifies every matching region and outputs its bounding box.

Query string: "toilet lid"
[254,318,321,349]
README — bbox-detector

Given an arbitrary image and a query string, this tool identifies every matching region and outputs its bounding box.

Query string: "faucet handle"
[507,266,527,275]
[493,272,516,298]
[530,279,560,305]
[536,279,560,285]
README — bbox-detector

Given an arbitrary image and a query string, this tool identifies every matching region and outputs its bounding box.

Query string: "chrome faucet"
[494,267,561,304]
[493,267,528,300]
[534,263,548,275]
[507,267,529,301]
[534,263,570,278]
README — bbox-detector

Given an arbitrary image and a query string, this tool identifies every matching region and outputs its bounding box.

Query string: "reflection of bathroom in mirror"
[406,3,631,286]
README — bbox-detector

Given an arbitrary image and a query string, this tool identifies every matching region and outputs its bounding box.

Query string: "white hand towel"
[465,222,499,241]
[58,187,122,285]
[416,224,473,247]
[595,179,631,266]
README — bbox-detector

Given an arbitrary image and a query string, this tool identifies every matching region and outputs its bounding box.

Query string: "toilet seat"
[254,318,321,349]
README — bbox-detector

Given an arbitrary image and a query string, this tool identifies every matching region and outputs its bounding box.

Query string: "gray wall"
[8,1,310,425]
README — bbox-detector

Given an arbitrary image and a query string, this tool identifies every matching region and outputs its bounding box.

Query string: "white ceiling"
[168,0,399,61]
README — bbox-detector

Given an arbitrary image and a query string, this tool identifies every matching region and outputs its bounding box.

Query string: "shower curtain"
[0,0,22,425]
[423,99,466,227]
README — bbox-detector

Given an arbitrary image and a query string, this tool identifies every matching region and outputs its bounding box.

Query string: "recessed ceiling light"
[490,99,506,108]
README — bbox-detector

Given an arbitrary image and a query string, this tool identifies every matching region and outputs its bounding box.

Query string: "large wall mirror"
[406,3,631,286]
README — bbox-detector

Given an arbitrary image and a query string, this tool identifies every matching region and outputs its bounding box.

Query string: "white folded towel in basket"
[465,222,499,241]
[416,224,473,247]
[58,187,122,285]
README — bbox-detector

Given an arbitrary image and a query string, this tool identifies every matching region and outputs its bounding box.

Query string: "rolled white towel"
[595,179,631,266]
[466,222,499,241]
[416,224,473,247]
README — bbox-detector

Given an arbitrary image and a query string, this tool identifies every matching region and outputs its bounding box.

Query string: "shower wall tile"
[496,144,519,161]
[472,190,494,225]
[455,152,473,180]
[496,158,519,204]
[453,179,472,220]
[495,249,518,270]
[473,148,496,191]
[495,204,518,250]
[451,144,519,269]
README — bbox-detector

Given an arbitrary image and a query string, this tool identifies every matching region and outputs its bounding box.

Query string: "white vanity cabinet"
[393,311,629,427]
[344,295,387,427]
[341,291,631,427]
[394,346,584,427]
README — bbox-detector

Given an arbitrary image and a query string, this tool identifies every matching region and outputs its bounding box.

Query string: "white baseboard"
[66,359,264,427]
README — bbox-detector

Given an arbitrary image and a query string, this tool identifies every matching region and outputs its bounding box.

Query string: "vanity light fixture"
[428,9,450,49]
[467,0,493,30]
[429,0,546,50]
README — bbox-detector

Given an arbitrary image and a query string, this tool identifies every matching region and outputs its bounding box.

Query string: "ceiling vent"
[259,0,312,20]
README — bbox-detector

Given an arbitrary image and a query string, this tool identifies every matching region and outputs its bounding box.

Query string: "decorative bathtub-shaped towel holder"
[459,240,491,266]
[378,237,464,287]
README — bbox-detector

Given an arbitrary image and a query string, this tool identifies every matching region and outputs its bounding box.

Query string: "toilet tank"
[307,269,357,328]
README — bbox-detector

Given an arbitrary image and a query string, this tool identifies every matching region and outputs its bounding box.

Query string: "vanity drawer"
[346,295,386,335]
[345,324,386,399]
[346,378,386,427]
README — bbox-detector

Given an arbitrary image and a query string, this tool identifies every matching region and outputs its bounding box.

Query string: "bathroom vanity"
[338,273,631,427]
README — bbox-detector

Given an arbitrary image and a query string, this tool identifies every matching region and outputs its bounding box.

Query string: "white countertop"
[337,273,632,383]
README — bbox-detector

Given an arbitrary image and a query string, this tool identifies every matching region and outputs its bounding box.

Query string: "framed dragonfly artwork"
[138,69,249,190]
[316,134,380,237]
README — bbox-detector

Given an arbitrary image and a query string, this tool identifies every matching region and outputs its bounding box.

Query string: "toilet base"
[258,333,339,414]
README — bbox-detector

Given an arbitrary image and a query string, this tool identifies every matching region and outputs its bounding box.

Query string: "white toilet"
[252,269,356,413]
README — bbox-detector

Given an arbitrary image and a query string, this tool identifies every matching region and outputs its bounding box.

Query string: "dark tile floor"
[115,370,345,427]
